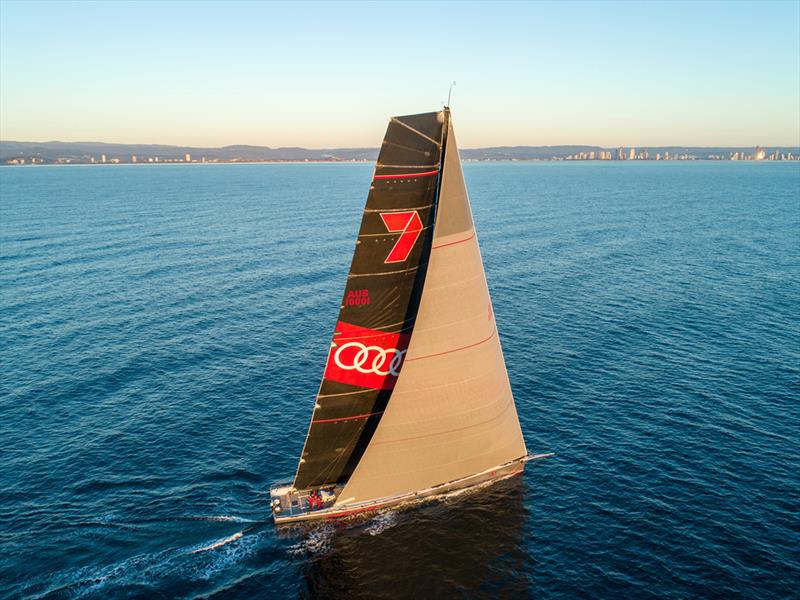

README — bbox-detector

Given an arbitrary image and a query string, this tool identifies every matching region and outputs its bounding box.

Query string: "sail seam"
[358,225,432,237]
[333,330,412,344]
[374,392,511,431]
[406,330,496,362]
[363,205,433,214]
[371,398,514,446]
[348,263,427,278]
[390,118,442,147]
[408,313,491,336]
[332,319,415,336]
[317,390,370,399]
[419,272,482,292]
[389,370,494,395]
[313,411,384,424]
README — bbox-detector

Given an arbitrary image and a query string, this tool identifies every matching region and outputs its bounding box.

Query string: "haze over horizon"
[1,1,798,148]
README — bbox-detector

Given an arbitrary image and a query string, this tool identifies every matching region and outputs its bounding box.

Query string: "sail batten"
[389,118,443,145]
[346,264,427,278]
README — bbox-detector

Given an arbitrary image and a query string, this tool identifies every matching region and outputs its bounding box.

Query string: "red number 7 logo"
[380,211,423,263]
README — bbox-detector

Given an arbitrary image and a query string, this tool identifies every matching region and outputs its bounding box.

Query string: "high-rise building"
[184,153,191,162]
[101,154,106,163]
[629,147,636,160]
[753,146,766,160]
[131,155,137,163]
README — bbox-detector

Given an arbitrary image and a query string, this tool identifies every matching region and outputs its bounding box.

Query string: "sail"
[336,112,527,505]
[293,111,445,489]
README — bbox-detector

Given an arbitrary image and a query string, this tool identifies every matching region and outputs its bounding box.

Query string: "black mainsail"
[293,111,446,489]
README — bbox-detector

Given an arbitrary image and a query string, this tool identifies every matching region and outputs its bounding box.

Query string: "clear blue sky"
[1,0,798,147]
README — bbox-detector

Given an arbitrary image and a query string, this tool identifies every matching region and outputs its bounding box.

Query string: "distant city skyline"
[1,1,798,148]
[3,139,798,166]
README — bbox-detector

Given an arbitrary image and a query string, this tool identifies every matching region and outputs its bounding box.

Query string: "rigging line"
[390,118,442,147]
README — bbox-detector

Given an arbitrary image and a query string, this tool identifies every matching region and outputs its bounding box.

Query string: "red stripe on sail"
[432,231,476,249]
[405,330,496,362]
[373,169,439,180]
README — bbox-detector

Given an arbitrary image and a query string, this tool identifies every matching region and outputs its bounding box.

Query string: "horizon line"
[2,139,798,150]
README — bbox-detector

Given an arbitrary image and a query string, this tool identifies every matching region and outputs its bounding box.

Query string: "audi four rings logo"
[333,342,407,377]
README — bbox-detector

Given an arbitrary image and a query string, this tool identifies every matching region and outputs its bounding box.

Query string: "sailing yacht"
[270,108,549,523]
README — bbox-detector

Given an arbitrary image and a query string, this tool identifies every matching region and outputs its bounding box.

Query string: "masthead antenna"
[446,81,456,108]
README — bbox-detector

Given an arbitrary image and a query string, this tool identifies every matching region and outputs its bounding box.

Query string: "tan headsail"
[335,111,527,506]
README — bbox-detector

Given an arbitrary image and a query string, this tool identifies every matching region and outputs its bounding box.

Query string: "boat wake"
[184,515,257,524]
[364,510,399,536]
[191,531,244,554]
[287,524,336,556]
[16,527,262,599]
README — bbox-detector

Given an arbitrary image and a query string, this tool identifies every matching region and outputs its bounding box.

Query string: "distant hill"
[0,140,377,163]
[1,140,797,164]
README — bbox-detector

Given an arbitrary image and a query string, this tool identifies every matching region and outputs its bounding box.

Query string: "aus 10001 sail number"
[346,289,370,306]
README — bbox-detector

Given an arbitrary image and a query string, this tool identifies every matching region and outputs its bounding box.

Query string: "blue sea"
[1,161,798,599]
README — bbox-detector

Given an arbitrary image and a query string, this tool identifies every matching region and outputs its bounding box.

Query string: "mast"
[293,111,447,490]
[335,111,527,505]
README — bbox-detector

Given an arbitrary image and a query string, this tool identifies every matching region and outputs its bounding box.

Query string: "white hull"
[271,453,552,524]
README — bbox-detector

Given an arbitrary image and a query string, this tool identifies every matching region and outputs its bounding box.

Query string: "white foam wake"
[191,532,243,554]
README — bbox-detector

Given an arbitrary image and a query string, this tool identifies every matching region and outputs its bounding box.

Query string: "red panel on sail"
[324,321,411,390]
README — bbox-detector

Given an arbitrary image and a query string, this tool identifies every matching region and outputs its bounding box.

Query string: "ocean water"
[1,161,798,599]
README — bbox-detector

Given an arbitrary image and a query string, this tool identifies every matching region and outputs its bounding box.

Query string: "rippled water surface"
[1,162,798,598]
